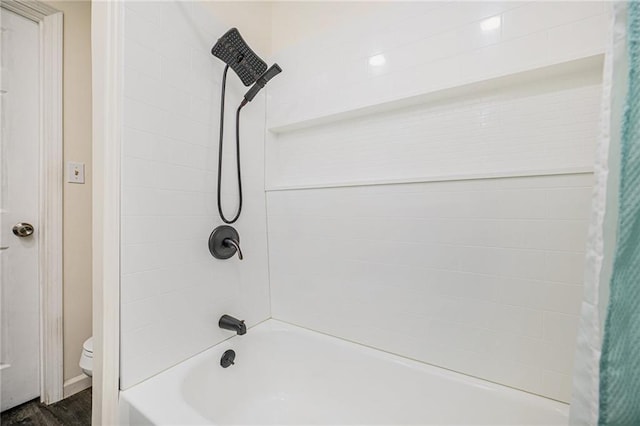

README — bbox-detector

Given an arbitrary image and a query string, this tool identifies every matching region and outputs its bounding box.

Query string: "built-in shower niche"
[266,55,603,190]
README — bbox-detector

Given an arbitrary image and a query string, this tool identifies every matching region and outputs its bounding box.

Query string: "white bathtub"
[120,320,569,425]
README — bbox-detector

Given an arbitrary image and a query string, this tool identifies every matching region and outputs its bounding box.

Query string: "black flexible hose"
[216,64,245,224]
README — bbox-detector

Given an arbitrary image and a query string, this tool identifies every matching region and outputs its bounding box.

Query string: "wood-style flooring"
[1,388,91,426]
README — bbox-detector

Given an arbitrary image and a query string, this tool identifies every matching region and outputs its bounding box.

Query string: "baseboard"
[63,374,92,398]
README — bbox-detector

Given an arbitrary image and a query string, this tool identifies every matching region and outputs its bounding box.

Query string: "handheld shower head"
[211,28,283,225]
[242,64,283,104]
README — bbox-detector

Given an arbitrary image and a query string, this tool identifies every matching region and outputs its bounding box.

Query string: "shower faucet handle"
[223,238,243,260]
[209,225,243,260]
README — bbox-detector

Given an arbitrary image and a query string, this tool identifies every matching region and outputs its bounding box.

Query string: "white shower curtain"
[569,3,626,425]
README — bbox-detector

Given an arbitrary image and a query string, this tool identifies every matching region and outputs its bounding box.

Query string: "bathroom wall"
[268,174,592,402]
[42,0,93,386]
[119,1,271,388]
[266,1,608,130]
[266,2,609,402]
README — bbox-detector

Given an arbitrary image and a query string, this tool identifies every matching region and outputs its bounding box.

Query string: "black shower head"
[242,64,283,104]
[211,28,267,86]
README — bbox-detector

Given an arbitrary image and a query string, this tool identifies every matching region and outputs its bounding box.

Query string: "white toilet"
[79,337,93,377]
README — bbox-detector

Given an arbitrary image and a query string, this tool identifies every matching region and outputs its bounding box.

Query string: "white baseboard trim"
[63,374,92,398]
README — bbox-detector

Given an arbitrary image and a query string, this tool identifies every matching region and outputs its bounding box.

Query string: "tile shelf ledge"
[267,53,604,135]
[265,167,594,192]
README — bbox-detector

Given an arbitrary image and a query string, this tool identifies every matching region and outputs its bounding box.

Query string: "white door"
[0,9,41,412]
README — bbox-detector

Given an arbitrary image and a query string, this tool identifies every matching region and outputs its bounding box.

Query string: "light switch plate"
[67,162,85,184]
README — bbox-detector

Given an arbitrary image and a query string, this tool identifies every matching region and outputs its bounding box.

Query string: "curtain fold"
[598,1,640,424]
[569,3,626,425]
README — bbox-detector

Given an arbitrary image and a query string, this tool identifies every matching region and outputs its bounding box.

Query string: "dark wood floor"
[1,388,91,426]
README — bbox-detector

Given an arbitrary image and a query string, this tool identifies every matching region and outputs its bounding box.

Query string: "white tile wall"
[264,2,605,402]
[267,1,608,129]
[120,1,271,389]
[267,173,592,402]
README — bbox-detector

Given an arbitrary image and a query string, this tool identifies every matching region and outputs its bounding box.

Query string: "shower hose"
[217,64,247,224]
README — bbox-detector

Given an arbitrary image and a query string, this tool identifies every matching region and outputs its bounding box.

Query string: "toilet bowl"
[79,337,93,377]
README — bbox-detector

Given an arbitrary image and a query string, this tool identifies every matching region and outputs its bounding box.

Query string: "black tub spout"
[219,314,246,335]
